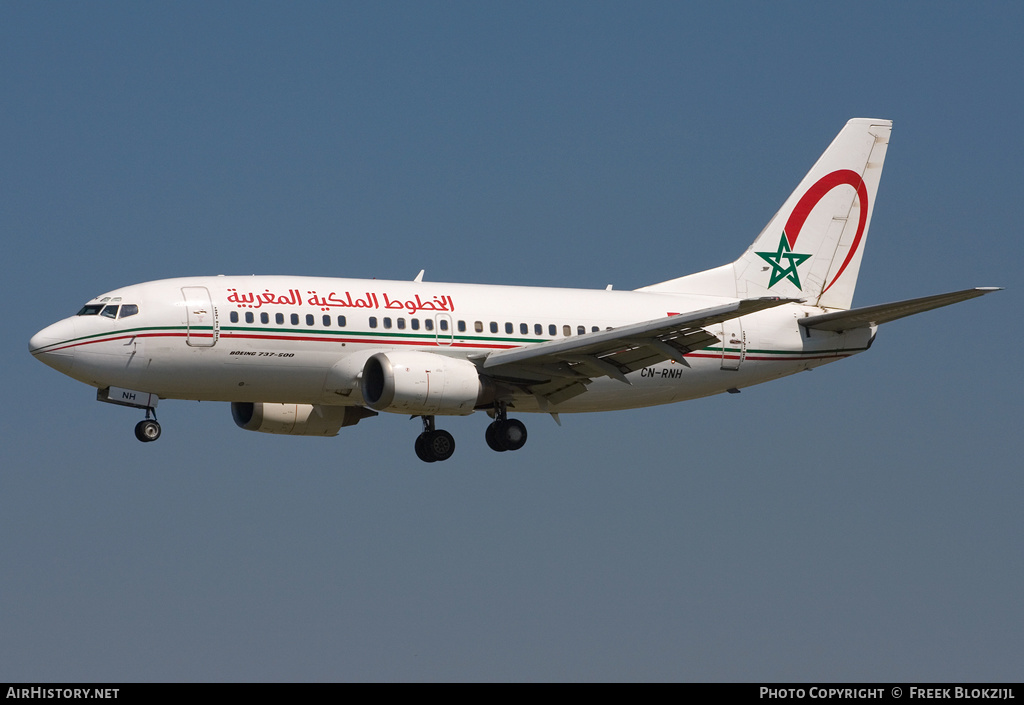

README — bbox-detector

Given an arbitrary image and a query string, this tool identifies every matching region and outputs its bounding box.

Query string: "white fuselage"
[28,121,997,461]
[30,275,874,415]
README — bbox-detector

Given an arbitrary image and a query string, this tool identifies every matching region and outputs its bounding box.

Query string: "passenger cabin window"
[276,313,284,325]
[245,312,254,324]
[549,324,557,336]
[577,325,585,335]
[475,321,483,333]
[458,320,466,333]
[397,318,405,330]
[534,323,542,336]
[439,319,448,331]
[291,313,299,326]
[425,319,434,331]
[305,314,315,326]
[337,315,346,327]
[261,312,269,324]
[383,317,392,329]
[563,325,571,336]
[505,322,513,334]
[410,319,419,330]
[520,323,528,335]
[369,317,377,328]
[230,311,239,323]
[489,322,498,334]
[323,315,331,326]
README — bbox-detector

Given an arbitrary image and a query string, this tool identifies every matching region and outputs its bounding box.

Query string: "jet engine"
[360,351,491,415]
[231,402,376,436]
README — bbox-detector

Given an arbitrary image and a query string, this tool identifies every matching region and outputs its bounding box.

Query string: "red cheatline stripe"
[36,330,861,361]
[37,331,520,353]
[33,332,189,354]
[687,352,854,362]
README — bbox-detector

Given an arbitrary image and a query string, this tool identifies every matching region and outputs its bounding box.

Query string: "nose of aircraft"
[29,318,77,375]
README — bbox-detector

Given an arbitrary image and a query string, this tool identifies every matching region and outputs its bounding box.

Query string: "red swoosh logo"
[783,169,869,294]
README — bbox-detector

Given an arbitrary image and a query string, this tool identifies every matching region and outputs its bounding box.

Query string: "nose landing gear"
[134,408,161,443]
[96,387,163,443]
[135,418,161,442]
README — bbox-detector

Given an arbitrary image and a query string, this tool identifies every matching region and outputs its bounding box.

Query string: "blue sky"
[2,2,1021,681]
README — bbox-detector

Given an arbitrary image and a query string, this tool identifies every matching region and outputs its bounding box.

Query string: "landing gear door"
[181,286,218,347]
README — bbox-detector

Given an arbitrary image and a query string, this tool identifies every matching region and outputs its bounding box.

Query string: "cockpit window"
[77,304,104,316]
[119,304,139,318]
[101,305,119,319]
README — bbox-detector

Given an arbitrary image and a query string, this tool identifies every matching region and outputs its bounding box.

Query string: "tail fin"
[641,118,891,310]
[737,118,891,309]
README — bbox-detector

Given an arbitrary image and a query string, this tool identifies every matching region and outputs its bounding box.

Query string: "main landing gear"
[413,405,528,463]
[485,404,527,453]
[134,409,161,443]
[414,415,456,463]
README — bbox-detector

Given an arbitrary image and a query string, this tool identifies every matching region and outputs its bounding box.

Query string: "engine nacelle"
[360,351,490,415]
[231,402,376,436]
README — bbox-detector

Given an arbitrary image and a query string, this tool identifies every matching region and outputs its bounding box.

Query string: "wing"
[799,287,1001,332]
[479,297,796,407]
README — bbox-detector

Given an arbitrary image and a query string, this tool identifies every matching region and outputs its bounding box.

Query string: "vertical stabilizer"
[639,119,891,310]
[734,118,891,309]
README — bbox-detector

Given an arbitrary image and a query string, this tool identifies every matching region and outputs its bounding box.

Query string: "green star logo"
[756,234,812,289]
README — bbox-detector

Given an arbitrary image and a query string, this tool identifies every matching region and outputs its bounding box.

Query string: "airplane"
[29,118,1000,462]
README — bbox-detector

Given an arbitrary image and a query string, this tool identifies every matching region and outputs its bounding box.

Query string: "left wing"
[479,297,796,406]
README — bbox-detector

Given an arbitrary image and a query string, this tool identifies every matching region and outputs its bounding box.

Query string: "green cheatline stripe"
[52,323,538,347]
[43,324,188,348]
[49,324,867,358]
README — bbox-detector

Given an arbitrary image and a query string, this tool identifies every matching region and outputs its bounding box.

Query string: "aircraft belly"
[124,345,335,403]
[518,359,721,413]
[222,360,331,403]
[510,354,825,414]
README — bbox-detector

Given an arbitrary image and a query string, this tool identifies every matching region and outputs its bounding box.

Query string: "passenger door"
[181,286,219,347]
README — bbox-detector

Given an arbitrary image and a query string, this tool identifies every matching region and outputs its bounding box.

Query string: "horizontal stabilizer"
[799,287,1001,332]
